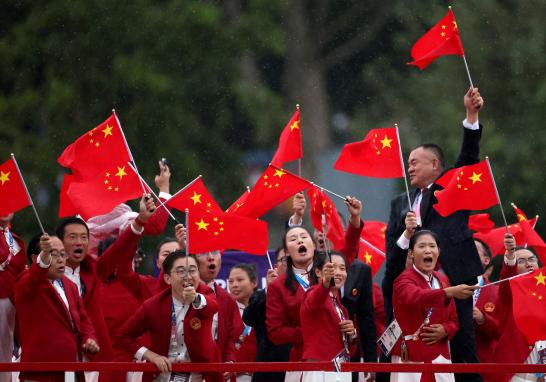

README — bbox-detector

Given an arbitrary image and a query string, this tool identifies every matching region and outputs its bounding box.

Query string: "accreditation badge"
[377,319,402,356]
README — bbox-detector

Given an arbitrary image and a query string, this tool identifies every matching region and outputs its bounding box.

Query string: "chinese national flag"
[57,113,132,179]
[515,219,546,265]
[408,9,465,70]
[58,174,78,218]
[306,186,345,251]
[358,221,387,276]
[511,268,546,344]
[166,177,223,215]
[187,210,268,255]
[225,188,251,214]
[473,218,537,256]
[271,110,302,168]
[468,213,495,233]
[234,165,312,219]
[67,163,145,220]
[358,241,385,277]
[0,158,31,216]
[512,203,530,222]
[334,127,404,178]
[433,160,498,217]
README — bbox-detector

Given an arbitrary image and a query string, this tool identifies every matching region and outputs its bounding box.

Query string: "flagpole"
[112,109,148,194]
[485,157,509,231]
[266,250,274,270]
[311,182,346,202]
[478,269,533,289]
[10,154,45,234]
[296,104,302,177]
[184,208,190,286]
[449,6,475,89]
[394,124,412,211]
[321,211,336,288]
[359,238,386,257]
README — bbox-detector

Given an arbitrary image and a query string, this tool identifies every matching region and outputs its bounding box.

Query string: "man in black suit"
[383,87,485,382]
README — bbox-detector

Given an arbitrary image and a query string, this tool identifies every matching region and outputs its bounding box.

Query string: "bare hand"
[175,224,186,248]
[135,194,155,227]
[82,338,100,354]
[322,262,335,288]
[146,351,172,373]
[504,233,516,260]
[444,284,477,300]
[420,323,447,345]
[473,306,485,325]
[404,211,418,239]
[339,319,356,336]
[155,161,171,194]
[39,234,53,259]
[345,196,362,227]
[290,193,306,226]
[182,286,196,304]
[464,87,484,122]
[266,268,279,286]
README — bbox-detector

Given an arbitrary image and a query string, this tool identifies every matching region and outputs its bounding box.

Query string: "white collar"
[293,262,313,275]
[413,264,434,283]
[65,266,80,276]
[236,300,246,311]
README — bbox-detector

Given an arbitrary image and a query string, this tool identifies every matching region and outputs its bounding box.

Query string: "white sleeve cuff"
[504,256,517,266]
[462,118,480,130]
[287,216,303,228]
[396,234,410,250]
[130,222,144,235]
[37,253,51,268]
[192,293,208,309]
[134,346,148,361]
[158,192,171,200]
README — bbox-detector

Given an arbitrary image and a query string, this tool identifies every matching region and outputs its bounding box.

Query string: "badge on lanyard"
[377,319,403,356]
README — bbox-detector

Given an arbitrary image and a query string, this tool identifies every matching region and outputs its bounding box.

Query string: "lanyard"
[332,295,349,352]
[170,302,180,348]
[294,272,309,291]
[0,230,15,271]
[473,277,485,305]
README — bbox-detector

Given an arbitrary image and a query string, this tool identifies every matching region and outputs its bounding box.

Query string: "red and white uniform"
[473,278,501,363]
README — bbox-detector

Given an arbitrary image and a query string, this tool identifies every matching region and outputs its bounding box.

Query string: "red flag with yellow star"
[66,163,146,220]
[511,268,546,344]
[473,218,537,256]
[408,9,465,70]
[57,113,132,179]
[468,213,496,233]
[234,165,312,219]
[306,185,345,250]
[58,174,78,217]
[333,127,403,178]
[0,158,31,216]
[166,177,223,215]
[187,210,268,255]
[512,203,530,223]
[225,187,251,214]
[433,160,498,217]
[358,241,385,277]
[358,221,387,276]
[271,110,302,168]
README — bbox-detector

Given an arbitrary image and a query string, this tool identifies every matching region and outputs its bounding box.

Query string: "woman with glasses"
[116,250,222,382]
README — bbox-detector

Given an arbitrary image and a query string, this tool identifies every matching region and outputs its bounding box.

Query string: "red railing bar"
[1,362,545,374]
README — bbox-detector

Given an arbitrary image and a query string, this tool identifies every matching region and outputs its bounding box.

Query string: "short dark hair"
[474,238,492,259]
[310,251,346,285]
[230,263,258,283]
[415,143,445,169]
[27,230,55,263]
[162,249,197,274]
[409,229,441,250]
[55,216,89,240]
[155,237,178,259]
[97,237,116,257]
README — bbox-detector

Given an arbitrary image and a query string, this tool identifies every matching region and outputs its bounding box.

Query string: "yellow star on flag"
[535,272,546,286]
[290,120,300,131]
[274,169,286,178]
[380,135,393,149]
[195,219,209,231]
[0,171,10,186]
[468,172,482,184]
[102,124,113,138]
[115,166,127,180]
[190,192,202,205]
[517,214,526,222]
[364,251,372,264]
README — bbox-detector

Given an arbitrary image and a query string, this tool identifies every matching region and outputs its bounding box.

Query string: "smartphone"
[160,157,168,167]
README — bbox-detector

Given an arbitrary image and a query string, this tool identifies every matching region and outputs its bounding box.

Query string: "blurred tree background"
[1,0,544,247]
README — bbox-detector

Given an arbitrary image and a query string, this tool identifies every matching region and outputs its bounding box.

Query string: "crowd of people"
[0,87,544,382]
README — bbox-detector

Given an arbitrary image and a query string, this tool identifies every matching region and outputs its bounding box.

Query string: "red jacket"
[340,219,365,268]
[115,283,221,382]
[474,282,501,363]
[301,285,354,361]
[0,229,26,299]
[266,273,306,361]
[392,267,459,363]
[15,263,97,382]
[214,283,244,362]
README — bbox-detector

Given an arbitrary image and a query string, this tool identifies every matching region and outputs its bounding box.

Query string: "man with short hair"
[15,233,99,382]
[116,250,221,382]
[384,87,485,382]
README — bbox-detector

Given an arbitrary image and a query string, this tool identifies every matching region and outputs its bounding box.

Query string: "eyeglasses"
[517,256,538,265]
[196,251,220,258]
[51,252,68,259]
[172,269,199,277]
[276,256,288,264]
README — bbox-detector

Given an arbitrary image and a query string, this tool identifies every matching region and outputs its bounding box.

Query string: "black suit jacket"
[383,126,485,321]
[342,259,376,362]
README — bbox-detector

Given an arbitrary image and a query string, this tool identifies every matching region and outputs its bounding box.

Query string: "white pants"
[0,298,15,382]
[301,371,352,382]
[285,371,303,382]
[390,355,455,382]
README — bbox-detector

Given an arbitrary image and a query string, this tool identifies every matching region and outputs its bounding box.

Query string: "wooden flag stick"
[10,154,45,234]
[395,124,412,211]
